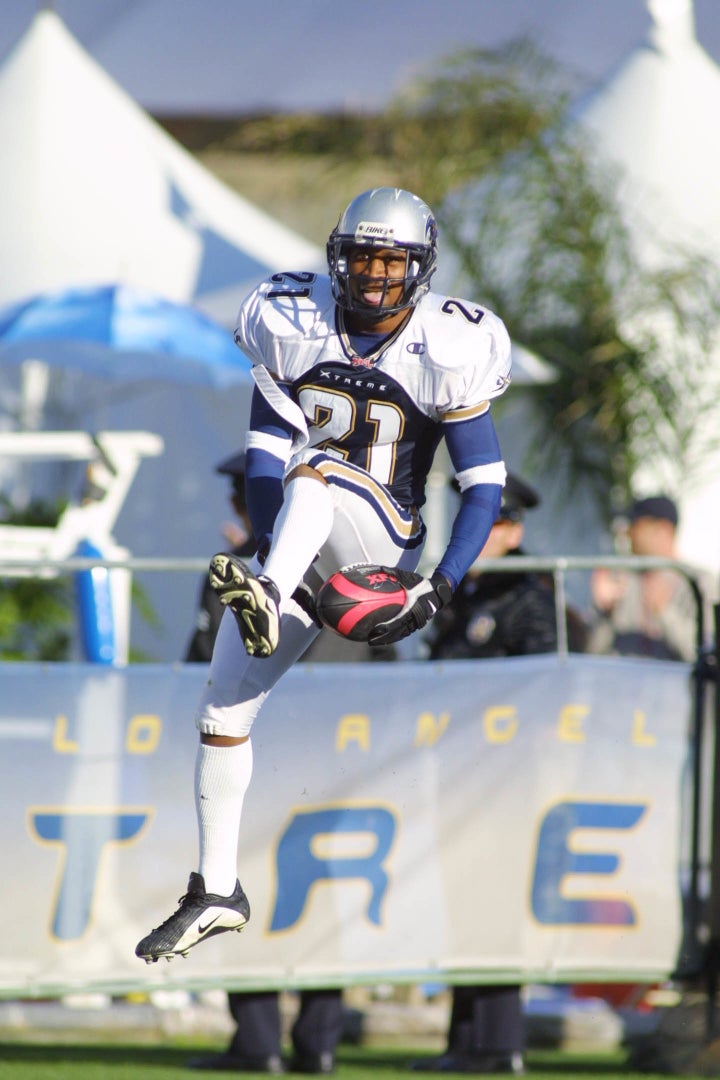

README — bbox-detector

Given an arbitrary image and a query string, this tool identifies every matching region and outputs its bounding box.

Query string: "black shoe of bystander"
[187,1050,285,1073]
[288,1051,335,1074]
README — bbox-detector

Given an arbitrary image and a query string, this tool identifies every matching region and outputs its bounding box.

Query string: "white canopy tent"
[0,9,326,660]
[577,0,720,262]
[575,0,720,578]
[0,9,323,324]
[0,8,557,385]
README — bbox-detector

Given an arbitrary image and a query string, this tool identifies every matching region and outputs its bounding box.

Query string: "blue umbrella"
[0,283,253,388]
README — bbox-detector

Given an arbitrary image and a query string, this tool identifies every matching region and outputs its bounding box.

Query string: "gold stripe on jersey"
[441,399,490,424]
[307,454,423,541]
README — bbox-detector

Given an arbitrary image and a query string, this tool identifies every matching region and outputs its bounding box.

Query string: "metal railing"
[0,550,712,654]
[0,549,713,680]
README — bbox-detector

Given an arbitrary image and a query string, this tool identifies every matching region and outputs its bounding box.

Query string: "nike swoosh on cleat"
[198,915,222,935]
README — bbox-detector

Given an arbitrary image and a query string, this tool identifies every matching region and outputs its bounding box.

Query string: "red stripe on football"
[315,565,406,642]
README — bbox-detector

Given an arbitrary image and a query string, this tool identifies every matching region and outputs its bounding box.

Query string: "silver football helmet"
[327,187,438,318]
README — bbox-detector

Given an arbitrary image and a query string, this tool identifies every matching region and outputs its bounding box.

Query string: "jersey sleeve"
[434,409,506,590]
[244,385,296,551]
[234,272,328,379]
[439,308,512,418]
[234,279,278,370]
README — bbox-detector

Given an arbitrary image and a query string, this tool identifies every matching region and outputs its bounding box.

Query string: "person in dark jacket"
[185,451,255,663]
[413,473,557,1076]
[427,473,557,664]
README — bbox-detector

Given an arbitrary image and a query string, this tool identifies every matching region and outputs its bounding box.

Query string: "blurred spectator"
[185,451,254,663]
[188,988,343,1075]
[428,473,563,662]
[587,495,701,662]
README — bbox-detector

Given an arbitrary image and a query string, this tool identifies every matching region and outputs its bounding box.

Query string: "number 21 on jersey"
[297,385,404,487]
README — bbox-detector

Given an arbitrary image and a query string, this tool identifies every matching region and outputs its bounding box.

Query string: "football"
[315,565,407,641]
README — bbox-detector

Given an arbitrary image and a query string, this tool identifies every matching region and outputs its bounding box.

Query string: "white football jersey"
[235,272,511,509]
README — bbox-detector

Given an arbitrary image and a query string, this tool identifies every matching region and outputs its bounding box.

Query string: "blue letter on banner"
[31,811,148,940]
[531,800,646,926]
[270,806,395,932]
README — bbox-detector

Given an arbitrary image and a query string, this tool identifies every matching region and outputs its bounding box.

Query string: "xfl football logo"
[366,571,398,588]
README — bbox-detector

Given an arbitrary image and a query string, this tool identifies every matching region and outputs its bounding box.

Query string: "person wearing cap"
[412,473,562,1076]
[588,494,699,662]
[426,472,560,663]
[184,453,255,663]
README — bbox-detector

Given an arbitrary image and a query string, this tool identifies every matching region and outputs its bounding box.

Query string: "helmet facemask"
[326,188,438,320]
[328,239,436,319]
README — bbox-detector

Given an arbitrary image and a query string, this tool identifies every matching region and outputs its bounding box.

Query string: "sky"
[1,0,720,114]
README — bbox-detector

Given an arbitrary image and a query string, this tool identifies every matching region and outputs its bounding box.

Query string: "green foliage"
[379,43,720,521]
[386,41,570,208]
[211,111,397,158]
[0,497,73,661]
[127,578,163,663]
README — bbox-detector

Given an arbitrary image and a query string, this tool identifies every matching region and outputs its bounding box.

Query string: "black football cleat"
[209,553,281,657]
[135,872,250,963]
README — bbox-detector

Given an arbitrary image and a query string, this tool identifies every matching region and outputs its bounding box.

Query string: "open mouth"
[361,288,386,306]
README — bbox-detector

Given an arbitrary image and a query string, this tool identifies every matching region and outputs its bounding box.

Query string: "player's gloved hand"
[368,569,452,646]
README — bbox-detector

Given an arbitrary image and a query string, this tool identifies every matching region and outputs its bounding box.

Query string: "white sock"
[195,740,253,896]
[262,475,334,601]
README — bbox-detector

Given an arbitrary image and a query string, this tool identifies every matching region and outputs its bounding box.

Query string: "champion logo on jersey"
[406,342,426,355]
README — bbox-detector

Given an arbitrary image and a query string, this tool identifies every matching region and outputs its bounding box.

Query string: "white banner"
[0,655,692,997]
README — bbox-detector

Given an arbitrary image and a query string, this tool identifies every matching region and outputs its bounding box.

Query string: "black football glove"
[368,569,452,646]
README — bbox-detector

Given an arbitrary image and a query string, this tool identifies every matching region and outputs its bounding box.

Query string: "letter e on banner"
[531,800,647,926]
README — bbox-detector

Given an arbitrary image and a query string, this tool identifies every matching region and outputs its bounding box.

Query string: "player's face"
[347,246,408,312]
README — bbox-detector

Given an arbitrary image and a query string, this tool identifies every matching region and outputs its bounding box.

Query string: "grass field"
[0,1041,708,1080]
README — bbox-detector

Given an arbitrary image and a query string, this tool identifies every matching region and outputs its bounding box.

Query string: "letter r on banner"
[270,806,396,932]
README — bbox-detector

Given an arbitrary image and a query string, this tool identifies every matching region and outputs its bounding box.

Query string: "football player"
[136,187,511,964]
